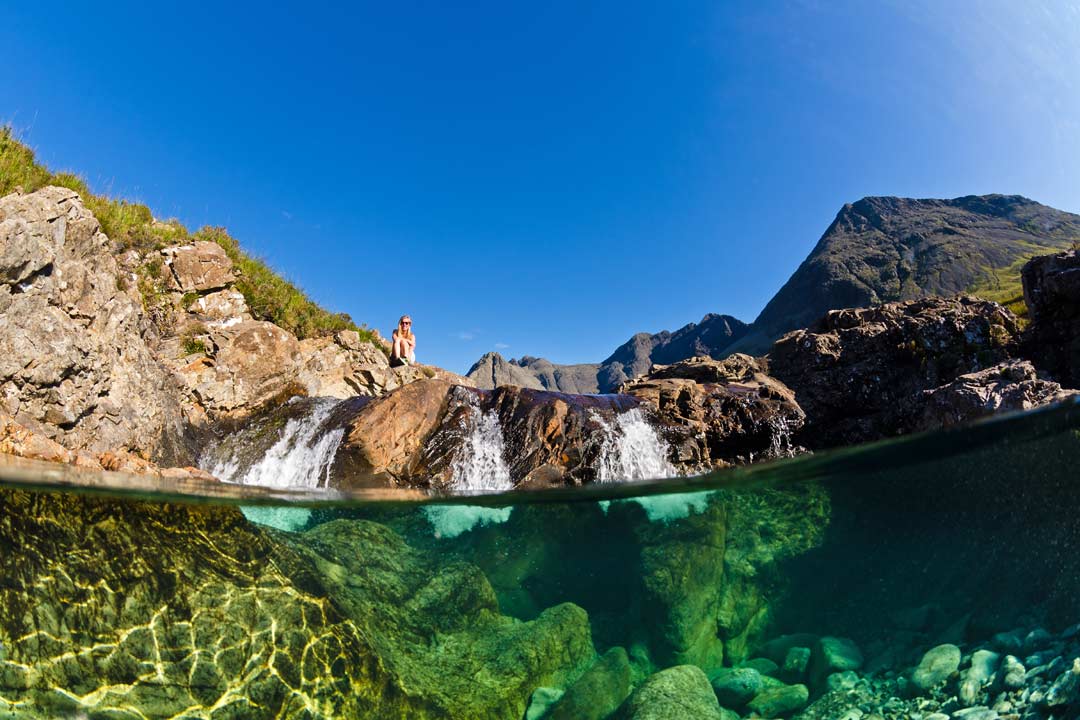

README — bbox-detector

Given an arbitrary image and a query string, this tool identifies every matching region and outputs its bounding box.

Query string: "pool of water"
[0,399,1078,719]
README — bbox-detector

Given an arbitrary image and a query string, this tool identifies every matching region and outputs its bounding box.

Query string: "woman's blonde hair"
[397,315,413,339]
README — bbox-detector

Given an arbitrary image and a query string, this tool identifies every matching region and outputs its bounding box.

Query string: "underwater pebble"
[960,649,1000,706]
[827,670,860,692]
[925,714,950,720]
[953,706,998,720]
[1042,657,1080,707]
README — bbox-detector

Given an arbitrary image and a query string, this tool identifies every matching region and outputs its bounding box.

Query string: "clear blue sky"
[3,1,1079,373]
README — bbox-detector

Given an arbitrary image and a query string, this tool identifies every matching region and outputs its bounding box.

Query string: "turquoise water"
[0,400,1078,719]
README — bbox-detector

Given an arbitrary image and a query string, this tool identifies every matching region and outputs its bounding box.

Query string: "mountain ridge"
[468,193,1080,391]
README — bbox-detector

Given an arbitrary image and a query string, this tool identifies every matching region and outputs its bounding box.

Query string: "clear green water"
[1,400,1079,719]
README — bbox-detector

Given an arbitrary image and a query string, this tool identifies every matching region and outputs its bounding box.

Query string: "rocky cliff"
[0,186,468,467]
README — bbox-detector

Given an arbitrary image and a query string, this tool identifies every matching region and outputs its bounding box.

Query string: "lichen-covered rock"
[616,665,725,720]
[919,360,1077,429]
[0,489,594,719]
[619,354,806,470]
[769,296,1019,448]
[1022,250,1080,388]
[546,646,631,720]
[0,187,193,463]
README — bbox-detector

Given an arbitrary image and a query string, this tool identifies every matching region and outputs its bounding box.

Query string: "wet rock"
[757,633,820,665]
[952,707,997,720]
[619,354,806,469]
[783,646,812,683]
[810,636,864,690]
[769,296,1019,448]
[746,682,809,718]
[741,657,781,677]
[1023,628,1054,654]
[992,630,1025,655]
[710,667,763,707]
[616,665,725,720]
[1022,250,1080,387]
[999,655,1027,690]
[1043,657,1080,708]
[918,360,1077,429]
[912,644,962,694]
[525,687,564,720]
[959,649,1000,706]
[161,240,235,292]
[547,646,631,720]
[826,670,859,692]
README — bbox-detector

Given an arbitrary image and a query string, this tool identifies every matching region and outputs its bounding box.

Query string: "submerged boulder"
[769,296,1019,448]
[620,354,806,470]
[0,489,594,719]
[616,665,726,720]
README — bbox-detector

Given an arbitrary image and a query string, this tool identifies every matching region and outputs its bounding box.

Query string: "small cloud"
[456,331,476,341]
[495,342,510,349]
[281,210,293,220]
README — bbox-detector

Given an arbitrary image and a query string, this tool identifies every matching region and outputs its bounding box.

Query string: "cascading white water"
[206,398,345,490]
[448,400,513,492]
[425,397,513,538]
[595,408,678,482]
[202,398,346,532]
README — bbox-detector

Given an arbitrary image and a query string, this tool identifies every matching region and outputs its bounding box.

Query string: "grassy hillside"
[0,126,377,343]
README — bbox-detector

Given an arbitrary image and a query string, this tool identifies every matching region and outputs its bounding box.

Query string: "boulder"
[187,287,250,325]
[745,682,809,718]
[161,240,235,292]
[959,649,1000,706]
[1022,250,1080,388]
[911,643,961,694]
[710,667,763,708]
[919,360,1077,429]
[615,665,725,720]
[546,646,631,720]
[769,296,1019,448]
[0,187,193,463]
[619,354,806,470]
[809,637,863,691]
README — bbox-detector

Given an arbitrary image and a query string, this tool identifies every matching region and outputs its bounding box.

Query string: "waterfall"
[448,398,513,492]
[595,408,678,482]
[425,397,513,538]
[205,398,345,490]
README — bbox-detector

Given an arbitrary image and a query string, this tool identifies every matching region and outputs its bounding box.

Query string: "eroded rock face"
[0,187,193,463]
[161,240,235,292]
[0,488,594,719]
[1023,250,1080,388]
[918,360,1078,430]
[620,355,806,470]
[769,296,1019,449]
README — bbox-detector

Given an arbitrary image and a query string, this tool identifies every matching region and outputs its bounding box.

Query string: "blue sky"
[3,1,1079,373]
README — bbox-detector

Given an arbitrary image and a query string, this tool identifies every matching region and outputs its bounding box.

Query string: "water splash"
[595,408,678,482]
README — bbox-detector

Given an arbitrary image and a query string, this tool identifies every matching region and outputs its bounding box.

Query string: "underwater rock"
[782,645,812,683]
[710,666,763,707]
[809,636,864,691]
[615,665,726,720]
[746,682,810,718]
[911,643,962,694]
[959,649,1000,706]
[1022,249,1080,388]
[546,646,632,720]
[0,489,594,719]
[525,687,565,720]
[999,654,1027,690]
[619,354,806,469]
[770,296,1019,448]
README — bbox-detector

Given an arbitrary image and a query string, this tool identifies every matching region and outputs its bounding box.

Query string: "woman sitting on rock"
[390,315,416,367]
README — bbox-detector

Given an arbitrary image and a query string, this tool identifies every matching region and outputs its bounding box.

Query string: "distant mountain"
[467,314,749,393]
[728,194,1080,354]
[469,194,1080,390]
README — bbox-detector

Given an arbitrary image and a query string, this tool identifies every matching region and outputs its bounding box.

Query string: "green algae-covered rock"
[711,666,764,707]
[0,490,594,719]
[616,665,725,720]
[547,646,632,720]
[746,682,810,718]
